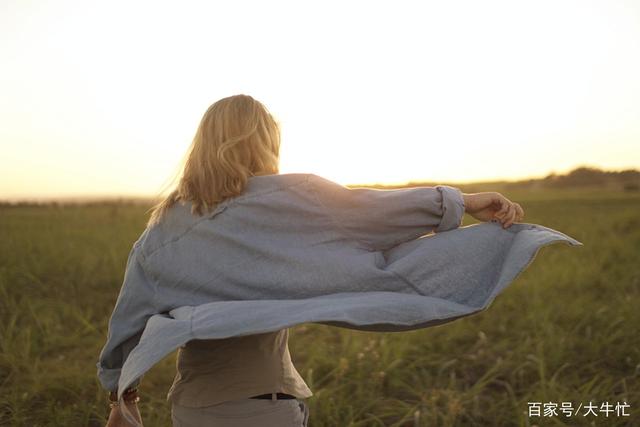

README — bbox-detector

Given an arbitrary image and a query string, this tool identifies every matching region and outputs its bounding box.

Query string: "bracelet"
[108,387,139,408]
[109,395,140,409]
[109,387,138,401]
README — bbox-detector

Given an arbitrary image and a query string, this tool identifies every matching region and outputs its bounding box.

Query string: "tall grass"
[0,190,638,426]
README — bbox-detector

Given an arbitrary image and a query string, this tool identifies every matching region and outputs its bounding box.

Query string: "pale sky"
[1,0,639,200]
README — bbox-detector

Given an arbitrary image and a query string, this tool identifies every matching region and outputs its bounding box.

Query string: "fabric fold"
[434,185,465,232]
[115,221,582,399]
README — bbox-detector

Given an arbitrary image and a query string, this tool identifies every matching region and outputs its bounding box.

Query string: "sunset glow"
[1,0,639,200]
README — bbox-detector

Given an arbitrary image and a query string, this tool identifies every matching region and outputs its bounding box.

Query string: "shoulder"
[135,200,206,259]
[138,174,317,258]
[243,173,312,194]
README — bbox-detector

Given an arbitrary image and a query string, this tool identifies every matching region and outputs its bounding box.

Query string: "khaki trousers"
[171,396,309,427]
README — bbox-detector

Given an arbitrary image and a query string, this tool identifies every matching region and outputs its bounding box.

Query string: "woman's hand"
[462,192,524,228]
[105,402,144,427]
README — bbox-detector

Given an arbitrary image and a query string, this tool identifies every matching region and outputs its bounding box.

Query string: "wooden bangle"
[109,395,140,409]
[108,387,139,403]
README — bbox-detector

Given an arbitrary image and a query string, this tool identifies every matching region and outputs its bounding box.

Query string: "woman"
[98,94,579,427]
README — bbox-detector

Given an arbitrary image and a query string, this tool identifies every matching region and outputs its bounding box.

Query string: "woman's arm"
[97,244,157,425]
[307,174,524,253]
[307,173,466,251]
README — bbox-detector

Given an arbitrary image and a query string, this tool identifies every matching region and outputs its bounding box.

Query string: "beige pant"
[171,396,309,427]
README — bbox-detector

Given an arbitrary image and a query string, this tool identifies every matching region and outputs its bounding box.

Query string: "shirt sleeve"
[96,244,158,392]
[307,173,465,251]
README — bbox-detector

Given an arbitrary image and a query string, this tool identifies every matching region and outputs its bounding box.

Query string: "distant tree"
[563,166,607,186]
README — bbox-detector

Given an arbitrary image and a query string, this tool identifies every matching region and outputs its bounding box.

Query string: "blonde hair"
[146,94,281,227]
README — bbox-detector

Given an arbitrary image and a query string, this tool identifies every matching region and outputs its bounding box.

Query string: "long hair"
[146,94,281,227]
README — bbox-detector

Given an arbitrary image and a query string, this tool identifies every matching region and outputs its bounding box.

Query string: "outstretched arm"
[307,173,466,251]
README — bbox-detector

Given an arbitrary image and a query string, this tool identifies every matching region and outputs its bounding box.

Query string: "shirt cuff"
[434,185,465,232]
[97,365,141,393]
[97,364,121,392]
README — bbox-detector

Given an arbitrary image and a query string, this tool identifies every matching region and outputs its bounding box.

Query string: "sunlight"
[0,0,638,198]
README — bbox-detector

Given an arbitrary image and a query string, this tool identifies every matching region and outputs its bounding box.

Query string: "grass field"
[0,187,638,426]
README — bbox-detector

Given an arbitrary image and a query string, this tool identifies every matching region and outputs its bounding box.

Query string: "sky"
[1,0,639,200]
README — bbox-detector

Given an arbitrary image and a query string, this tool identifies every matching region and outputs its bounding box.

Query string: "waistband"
[249,392,297,400]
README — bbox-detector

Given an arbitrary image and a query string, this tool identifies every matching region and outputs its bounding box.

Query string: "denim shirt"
[96,173,582,403]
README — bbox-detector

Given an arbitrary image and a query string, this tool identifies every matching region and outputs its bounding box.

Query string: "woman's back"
[135,172,466,312]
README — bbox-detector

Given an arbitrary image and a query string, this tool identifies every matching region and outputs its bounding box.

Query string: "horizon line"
[1,164,637,204]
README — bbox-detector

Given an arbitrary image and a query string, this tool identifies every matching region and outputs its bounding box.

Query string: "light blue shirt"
[96,173,582,403]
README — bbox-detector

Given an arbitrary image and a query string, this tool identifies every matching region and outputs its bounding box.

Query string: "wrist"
[108,387,140,409]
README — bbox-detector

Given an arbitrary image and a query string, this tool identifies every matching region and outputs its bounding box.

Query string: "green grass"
[0,190,638,426]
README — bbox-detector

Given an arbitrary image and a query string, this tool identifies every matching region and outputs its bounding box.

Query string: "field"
[0,187,638,426]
